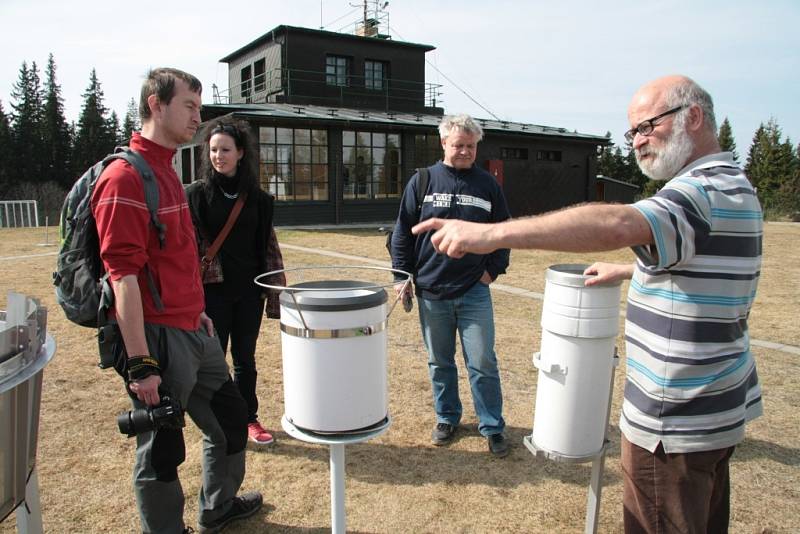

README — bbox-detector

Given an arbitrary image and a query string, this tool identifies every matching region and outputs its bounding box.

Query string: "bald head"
[628,75,721,178]
[630,75,717,134]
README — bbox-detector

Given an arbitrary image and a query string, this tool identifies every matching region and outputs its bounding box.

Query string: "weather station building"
[178,2,609,225]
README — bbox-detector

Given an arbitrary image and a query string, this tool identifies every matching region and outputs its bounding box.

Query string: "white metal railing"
[0,201,39,228]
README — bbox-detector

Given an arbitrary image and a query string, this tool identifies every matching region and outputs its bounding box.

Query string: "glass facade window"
[326,55,349,87]
[259,127,329,201]
[412,132,441,170]
[342,130,402,199]
[365,60,387,90]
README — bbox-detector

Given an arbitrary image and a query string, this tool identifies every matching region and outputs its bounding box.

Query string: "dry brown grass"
[1,223,798,533]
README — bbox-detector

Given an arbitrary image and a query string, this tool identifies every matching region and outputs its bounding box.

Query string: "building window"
[254,59,266,93]
[501,147,528,160]
[537,150,562,162]
[342,130,402,199]
[241,65,252,102]
[259,127,329,201]
[412,132,441,170]
[364,60,387,90]
[326,55,349,87]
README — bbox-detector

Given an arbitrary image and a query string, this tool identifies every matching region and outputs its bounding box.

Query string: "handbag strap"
[202,193,248,266]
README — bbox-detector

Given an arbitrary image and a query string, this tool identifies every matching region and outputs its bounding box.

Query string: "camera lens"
[117,407,154,437]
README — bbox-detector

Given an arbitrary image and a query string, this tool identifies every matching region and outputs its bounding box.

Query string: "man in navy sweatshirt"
[390,114,512,457]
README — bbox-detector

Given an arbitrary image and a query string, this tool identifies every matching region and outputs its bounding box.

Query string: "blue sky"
[1,0,798,157]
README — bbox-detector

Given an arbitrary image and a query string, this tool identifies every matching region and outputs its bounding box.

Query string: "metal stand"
[282,414,391,534]
[523,351,619,534]
[15,469,43,534]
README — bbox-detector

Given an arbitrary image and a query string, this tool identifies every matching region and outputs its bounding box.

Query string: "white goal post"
[0,200,39,228]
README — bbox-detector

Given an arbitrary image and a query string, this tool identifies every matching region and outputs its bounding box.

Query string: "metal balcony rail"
[213,67,443,111]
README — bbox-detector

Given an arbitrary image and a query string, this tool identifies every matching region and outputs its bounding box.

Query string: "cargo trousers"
[121,322,249,534]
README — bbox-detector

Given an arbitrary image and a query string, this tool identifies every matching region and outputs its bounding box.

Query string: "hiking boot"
[198,491,263,534]
[247,421,275,446]
[488,432,509,458]
[431,423,456,445]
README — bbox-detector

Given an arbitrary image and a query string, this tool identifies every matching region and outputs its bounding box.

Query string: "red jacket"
[92,133,204,330]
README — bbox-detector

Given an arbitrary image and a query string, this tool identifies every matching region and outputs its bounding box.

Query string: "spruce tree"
[746,123,771,204]
[717,117,739,163]
[72,69,117,174]
[107,110,121,147]
[0,101,13,195]
[745,119,795,213]
[42,53,73,188]
[121,97,140,144]
[596,136,618,178]
[10,61,45,187]
[776,137,799,213]
[623,142,649,190]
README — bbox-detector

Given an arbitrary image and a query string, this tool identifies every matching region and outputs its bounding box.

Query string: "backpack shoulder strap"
[112,147,166,249]
[415,167,430,218]
[104,147,166,312]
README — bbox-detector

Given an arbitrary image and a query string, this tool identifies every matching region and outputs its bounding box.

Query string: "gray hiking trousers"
[123,323,249,533]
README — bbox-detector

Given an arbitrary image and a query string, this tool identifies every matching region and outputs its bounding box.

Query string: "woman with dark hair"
[186,117,284,447]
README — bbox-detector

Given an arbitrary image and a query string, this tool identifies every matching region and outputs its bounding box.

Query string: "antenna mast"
[350,0,390,38]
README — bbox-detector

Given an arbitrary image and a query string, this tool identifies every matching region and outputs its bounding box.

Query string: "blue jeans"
[418,282,505,436]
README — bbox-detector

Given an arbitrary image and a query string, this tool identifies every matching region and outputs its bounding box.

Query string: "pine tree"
[717,117,739,163]
[41,53,73,189]
[72,69,117,174]
[0,101,13,195]
[121,97,140,143]
[10,61,45,187]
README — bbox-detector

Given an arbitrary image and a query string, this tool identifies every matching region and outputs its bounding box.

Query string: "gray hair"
[438,114,484,141]
[664,77,717,134]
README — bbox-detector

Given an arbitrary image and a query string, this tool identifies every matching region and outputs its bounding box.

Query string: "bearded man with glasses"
[412,75,763,533]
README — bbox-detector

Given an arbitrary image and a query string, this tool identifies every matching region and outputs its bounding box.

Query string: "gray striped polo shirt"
[620,152,763,454]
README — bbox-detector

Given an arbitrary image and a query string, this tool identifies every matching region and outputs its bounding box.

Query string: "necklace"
[220,188,239,200]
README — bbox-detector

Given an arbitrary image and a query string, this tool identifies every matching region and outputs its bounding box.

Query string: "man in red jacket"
[92,68,261,534]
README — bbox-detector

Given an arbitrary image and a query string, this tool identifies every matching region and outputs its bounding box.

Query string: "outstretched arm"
[412,203,652,258]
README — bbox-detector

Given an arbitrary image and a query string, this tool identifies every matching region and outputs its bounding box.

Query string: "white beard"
[636,119,694,181]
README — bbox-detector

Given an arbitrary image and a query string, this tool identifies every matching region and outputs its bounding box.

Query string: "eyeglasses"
[624,105,685,143]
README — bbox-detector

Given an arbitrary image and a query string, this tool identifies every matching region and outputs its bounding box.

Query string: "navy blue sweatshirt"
[390,161,511,300]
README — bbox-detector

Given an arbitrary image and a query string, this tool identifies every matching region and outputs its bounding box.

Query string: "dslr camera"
[117,396,185,437]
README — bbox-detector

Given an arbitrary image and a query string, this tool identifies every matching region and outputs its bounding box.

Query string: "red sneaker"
[247,421,275,446]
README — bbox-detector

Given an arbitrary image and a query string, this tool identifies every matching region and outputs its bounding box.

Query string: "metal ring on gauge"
[281,320,387,339]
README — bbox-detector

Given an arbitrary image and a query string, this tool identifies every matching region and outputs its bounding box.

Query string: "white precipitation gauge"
[523,264,623,534]
[256,265,412,534]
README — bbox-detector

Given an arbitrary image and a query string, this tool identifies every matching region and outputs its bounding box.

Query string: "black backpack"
[53,147,165,328]
[385,167,430,255]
